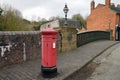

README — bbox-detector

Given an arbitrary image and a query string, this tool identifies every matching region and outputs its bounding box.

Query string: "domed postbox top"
[40,25,58,35]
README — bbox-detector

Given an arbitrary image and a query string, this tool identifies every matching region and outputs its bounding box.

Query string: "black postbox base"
[41,66,57,78]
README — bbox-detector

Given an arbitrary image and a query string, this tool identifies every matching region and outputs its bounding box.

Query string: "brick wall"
[87,5,117,39]
[0,31,41,68]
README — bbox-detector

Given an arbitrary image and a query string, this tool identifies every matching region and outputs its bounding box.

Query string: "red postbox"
[40,25,58,78]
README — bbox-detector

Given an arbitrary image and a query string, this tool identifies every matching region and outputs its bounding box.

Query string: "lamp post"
[108,19,111,31]
[108,19,112,40]
[63,4,69,26]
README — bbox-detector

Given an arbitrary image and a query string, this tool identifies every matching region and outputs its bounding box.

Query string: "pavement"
[87,41,120,80]
[0,40,119,80]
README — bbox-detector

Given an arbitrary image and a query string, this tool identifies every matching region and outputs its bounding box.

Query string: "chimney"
[91,0,95,13]
[105,0,111,7]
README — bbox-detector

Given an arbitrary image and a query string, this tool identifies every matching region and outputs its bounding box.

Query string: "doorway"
[116,25,120,41]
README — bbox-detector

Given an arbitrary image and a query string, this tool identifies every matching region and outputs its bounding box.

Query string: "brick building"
[87,0,120,40]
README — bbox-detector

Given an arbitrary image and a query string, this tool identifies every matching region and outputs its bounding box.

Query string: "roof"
[40,19,81,30]
[111,6,120,14]
[59,19,81,28]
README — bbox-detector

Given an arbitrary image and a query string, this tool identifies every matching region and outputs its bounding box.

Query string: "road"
[87,43,120,80]
[65,42,120,80]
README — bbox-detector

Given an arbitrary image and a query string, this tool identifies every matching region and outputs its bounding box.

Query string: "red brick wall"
[87,6,117,39]
[116,14,120,25]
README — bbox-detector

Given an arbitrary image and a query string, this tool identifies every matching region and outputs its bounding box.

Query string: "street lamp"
[63,4,69,26]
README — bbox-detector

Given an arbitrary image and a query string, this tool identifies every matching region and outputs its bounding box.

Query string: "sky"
[0,0,119,21]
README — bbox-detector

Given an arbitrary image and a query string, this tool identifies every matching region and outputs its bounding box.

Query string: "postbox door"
[42,38,57,67]
[47,40,56,67]
[42,40,49,67]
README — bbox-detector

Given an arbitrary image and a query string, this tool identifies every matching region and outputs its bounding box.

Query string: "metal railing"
[77,30,110,47]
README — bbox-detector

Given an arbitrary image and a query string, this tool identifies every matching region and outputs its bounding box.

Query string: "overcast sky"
[0,0,119,21]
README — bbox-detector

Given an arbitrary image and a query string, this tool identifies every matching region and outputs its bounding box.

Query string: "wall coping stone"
[0,31,40,35]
